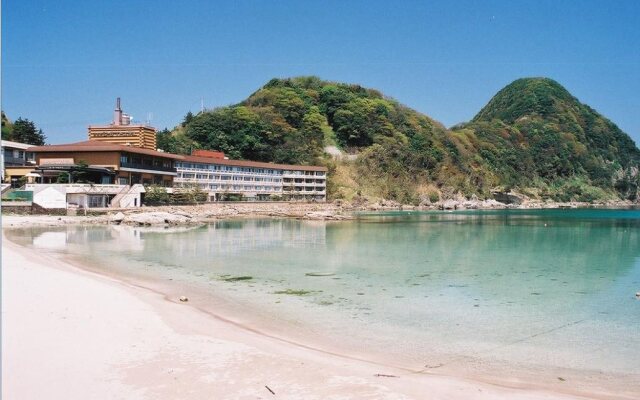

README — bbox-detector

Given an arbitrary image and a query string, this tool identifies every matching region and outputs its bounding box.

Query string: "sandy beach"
[1,225,610,400]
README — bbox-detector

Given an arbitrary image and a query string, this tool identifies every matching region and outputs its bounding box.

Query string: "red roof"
[182,155,328,172]
[192,149,225,159]
[28,140,184,160]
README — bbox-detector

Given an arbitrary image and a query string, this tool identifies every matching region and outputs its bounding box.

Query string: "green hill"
[452,78,640,201]
[162,76,640,203]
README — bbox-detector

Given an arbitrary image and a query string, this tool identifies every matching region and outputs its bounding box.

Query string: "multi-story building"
[2,139,35,166]
[88,98,157,150]
[175,153,327,202]
[21,99,328,203]
[29,140,181,186]
[2,139,37,185]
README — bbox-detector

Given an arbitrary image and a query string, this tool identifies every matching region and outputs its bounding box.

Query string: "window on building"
[87,195,106,208]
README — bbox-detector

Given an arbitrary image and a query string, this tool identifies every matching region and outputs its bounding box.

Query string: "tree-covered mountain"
[161,76,639,203]
[451,78,640,201]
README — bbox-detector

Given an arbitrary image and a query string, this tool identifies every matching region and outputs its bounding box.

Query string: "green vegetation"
[144,185,172,205]
[1,114,46,145]
[161,76,640,202]
[455,78,640,201]
[1,112,12,139]
[143,184,207,205]
[172,184,207,204]
[156,127,199,155]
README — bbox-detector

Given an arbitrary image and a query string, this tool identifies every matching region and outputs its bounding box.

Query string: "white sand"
[2,237,596,400]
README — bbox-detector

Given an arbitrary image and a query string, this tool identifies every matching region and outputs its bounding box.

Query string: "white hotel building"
[174,154,328,202]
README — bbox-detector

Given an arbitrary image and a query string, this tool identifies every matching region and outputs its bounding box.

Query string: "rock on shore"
[121,211,194,226]
[2,196,637,228]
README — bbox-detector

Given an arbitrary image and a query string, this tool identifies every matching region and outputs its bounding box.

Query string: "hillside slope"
[164,77,640,203]
[452,78,640,200]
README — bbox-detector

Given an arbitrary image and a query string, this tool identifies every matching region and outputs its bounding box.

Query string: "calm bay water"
[7,209,640,387]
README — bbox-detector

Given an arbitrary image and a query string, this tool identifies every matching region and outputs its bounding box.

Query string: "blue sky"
[3,0,640,144]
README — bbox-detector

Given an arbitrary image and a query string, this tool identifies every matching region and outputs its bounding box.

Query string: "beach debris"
[221,275,253,282]
[303,211,353,220]
[305,272,335,277]
[179,296,189,302]
[265,385,275,395]
[374,373,398,378]
[558,377,566,381]
[273,289,312,296]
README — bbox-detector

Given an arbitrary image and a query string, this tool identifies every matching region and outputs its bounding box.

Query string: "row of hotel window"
[178,184,325,192]
[176,162,325,176]
[179,173,282,182]
[121,154,172,168]
[178,173,326,184]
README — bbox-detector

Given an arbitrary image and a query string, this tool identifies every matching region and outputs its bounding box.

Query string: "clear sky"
[2,0,639,144]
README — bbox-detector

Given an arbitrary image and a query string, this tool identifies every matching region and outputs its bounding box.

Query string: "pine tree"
[11,118,46,145]
[181,111,194,127]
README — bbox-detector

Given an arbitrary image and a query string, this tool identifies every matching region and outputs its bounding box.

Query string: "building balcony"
[177,167,284,176]
[3,156,32,166]
[282,181,326,188]
[175,177,282,185]
[121,162,176,173]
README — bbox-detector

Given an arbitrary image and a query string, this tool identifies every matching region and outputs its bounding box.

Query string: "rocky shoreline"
[2,197,637,228]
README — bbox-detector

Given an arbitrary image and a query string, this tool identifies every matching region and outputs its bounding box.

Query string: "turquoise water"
[7,209,640,388]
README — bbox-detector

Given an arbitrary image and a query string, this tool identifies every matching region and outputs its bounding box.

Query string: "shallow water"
[7,209,640,387]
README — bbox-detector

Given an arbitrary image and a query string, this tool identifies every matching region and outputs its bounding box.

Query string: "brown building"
[29,140,182,186]
[88,98,157,150]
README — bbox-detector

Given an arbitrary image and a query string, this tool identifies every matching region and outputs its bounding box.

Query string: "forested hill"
[452,78,640,201]
[160,76,640,203]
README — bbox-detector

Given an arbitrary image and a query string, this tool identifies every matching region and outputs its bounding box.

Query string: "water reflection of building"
[30,226,117,250]
[140,220,327,258]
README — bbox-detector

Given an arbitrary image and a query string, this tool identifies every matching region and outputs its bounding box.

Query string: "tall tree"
[182,111,194,127]
[11,118,46,145]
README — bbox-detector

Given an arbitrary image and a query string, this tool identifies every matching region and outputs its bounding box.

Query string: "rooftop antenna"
[146,112,153,125]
